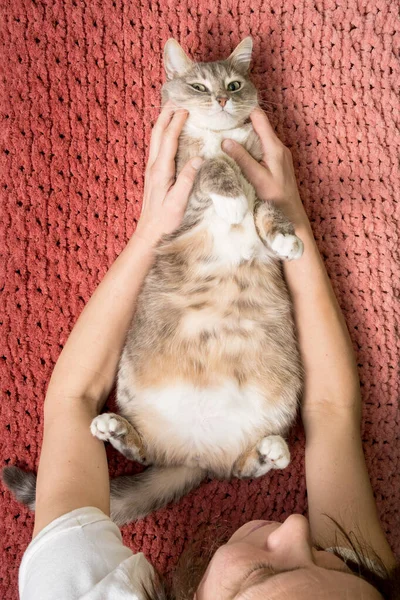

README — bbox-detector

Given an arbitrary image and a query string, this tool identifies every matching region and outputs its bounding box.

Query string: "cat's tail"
[2,465,206,527]
[110,465,206,526]
[2,466,37,510]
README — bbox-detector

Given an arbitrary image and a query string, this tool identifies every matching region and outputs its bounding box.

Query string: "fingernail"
[222,139,234,151]
[191,157,204,170]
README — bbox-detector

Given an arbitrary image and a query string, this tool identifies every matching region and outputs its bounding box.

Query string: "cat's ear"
[164,39,193,79]
[227,37,253,73]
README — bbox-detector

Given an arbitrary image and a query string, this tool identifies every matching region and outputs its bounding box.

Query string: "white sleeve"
[19,507,155,600]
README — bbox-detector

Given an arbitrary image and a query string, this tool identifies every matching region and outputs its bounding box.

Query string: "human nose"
[266,514,314,566]
[216,96,228,107]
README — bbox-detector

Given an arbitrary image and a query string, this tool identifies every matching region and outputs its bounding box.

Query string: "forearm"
[305,411,396,568]
[285,219,361,428]
[45,233,155,417]
[33,399,110,536]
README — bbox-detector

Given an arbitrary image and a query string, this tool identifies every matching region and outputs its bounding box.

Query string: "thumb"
[222,139,270,188]
[165,156,203,209]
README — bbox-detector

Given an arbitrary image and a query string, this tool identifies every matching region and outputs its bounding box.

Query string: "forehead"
[188,61,240,83]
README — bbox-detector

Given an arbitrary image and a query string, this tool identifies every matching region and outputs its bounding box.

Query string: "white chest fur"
[183,121,253,159]
[183,121,269,267]
[199,211,268,270]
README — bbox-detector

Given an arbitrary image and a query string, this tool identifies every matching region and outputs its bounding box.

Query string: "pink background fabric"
[1,0,399,596]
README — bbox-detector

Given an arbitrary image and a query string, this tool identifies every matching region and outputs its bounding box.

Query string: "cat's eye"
[227,81,241,91]
[190,83,208,92]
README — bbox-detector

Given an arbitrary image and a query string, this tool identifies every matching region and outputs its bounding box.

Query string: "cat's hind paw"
[233,435,290,479]
[257,435,290,470]
[91,413,149,465]
[91,413,127,442]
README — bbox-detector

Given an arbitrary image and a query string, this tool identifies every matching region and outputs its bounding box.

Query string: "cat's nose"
[216,96,228,108]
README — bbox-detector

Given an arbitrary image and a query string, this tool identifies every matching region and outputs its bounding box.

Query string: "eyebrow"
[232,565,301,598]
[233,564,358,598]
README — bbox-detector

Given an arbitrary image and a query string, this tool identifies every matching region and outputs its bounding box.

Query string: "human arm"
[222,110,396,569]
[33,104,203,536]
[286,225,395,568]
[33,235,155,536]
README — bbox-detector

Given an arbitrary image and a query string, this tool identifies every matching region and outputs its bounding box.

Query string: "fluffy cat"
[3,38,303,526]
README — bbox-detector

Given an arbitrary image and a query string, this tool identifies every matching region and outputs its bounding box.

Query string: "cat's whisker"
[258,104,279,111]
[257,97,279,105]
[139,105,177,110]
[259,102,277,112]
[257,97,281,106]
[239,102,274,110]
[235,104,274,116]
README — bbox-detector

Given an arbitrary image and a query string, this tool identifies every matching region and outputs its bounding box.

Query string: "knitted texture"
[1,0,399,597]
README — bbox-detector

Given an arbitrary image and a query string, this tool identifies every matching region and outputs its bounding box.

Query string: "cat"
[3,37,303,526]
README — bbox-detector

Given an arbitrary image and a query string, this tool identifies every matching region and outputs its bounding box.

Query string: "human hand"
[135,102,203,246]
[221,108,308,229]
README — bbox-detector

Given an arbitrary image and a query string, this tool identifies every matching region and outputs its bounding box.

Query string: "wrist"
[123,234,157,276]
[128,227,159,254]
[288,196,311,232]
[293,219,315,244]
[269,191,310,232]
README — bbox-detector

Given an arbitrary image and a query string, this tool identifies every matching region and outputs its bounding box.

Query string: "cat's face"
[162,38,258,131]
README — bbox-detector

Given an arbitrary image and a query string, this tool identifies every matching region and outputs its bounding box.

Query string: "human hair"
[140,518,400,600]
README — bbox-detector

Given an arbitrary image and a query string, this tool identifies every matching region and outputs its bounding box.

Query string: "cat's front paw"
[91,414,127,442]
[210,193,248,225]
[270,233,303,260]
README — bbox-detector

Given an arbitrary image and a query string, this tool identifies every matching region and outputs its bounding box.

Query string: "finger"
[153,108,189,171]
[147,101,176,167]
[164,157,203,211]
[221,139,272,188]
[250,108,286,156]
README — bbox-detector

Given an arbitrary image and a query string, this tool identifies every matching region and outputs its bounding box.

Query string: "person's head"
[196,514,382,599]
[142,514,400,600]
[162,37,258,131]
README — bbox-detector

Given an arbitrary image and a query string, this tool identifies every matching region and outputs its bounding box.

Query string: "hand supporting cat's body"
[89,38,304,526]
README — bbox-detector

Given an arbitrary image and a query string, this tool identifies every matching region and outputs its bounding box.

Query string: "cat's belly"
[124,380,291,472]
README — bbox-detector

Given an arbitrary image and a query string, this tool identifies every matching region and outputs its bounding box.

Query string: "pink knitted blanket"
[1,1,399,597]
